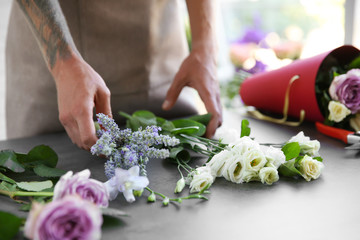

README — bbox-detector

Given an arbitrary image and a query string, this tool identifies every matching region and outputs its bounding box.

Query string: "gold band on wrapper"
[246,75,306,126]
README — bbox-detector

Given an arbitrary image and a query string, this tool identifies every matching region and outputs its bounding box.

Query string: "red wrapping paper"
[240,45,360,122]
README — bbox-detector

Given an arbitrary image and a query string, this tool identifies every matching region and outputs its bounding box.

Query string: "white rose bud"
[214,126,240,144]
[265,146,286,169]
[299,155,324,181]
[189,166,214,193]
[288,131,320,156]
[174,178,186,193]
[259,167,279,185]
[231,136,261,152]
[328,101,351,123]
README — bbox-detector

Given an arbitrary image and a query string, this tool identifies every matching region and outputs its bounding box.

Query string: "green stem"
[0,189,53,199]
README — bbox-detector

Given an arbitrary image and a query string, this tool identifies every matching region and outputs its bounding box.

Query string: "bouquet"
[0,111,325,240]
[316,58,360,131]
[239,45,360,127]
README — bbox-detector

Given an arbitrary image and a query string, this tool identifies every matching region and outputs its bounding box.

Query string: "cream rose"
[350,113,360,131]
[328,101,351,122]
[259,167,279,185]
[299,155,324,181]
[189,166,214,193]
[288,131,320,156]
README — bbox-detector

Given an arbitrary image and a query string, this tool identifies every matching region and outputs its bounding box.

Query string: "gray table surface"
[1,110,360,240]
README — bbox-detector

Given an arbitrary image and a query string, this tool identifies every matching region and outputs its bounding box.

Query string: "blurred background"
[0,0,359,140]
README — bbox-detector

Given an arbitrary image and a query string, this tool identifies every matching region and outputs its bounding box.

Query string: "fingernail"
[162,100,170,110]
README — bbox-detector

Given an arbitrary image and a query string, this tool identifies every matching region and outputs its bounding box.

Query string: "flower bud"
[174,178,186,193]
[133,189,144,197]
[147,192,156,202]
[162,197,169,206]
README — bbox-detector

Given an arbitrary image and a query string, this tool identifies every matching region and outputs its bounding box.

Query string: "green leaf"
[187,113,212,126]
[278,159,301,177]
[169,147,191,163]
[171,119,206,136]
[160,120,175,132]
[0,181,17,192]
[25,145,58,168]
[240,119,251,137]
[0,211,24,240]
[281,142,301,161]
[16,180,53,192]
[132,110,156,120]
[0,172,16,184]
[313,156,323,162]
[0,150,25,173]
[132,111,157,128]
[348,55,360,69]
[118,111,132,120]
[171,126,200,135]
[33,164,67,178]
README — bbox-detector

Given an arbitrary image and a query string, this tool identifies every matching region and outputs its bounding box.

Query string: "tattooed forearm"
[16,0,77,69]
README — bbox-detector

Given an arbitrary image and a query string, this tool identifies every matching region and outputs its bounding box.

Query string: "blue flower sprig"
[91,113,180,178]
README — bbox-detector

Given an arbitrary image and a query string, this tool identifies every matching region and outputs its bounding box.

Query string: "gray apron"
[6,0,198,139]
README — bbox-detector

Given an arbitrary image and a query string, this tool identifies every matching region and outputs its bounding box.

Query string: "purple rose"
[24,195,102,240]
[329,69,360,113]
[53,169,109,207]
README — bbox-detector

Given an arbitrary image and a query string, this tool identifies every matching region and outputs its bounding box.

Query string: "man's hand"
[162,49,222,138]
[53,56,112,150]
[163,0,222,138]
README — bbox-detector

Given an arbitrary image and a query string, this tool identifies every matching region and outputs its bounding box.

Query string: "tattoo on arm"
[16,0,76,69]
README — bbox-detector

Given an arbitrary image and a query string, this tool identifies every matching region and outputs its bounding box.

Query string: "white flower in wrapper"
[299,155,324,181]
[328,101,351,122]
[350,114,360,131]
[259,167,279,185]
[213,126,240,144]
[288,131,320,156]
[265,146,286,169]
[189,166,214,193]
[206,149,233,177]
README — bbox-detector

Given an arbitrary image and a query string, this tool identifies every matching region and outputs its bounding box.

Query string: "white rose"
[214,126,240,144]
[288,131,320,156]
[189,166,214,193]
[259,167,279,185]
[243,148,267,172]
[265,146,286,169]
[207,149,232,177]
[230,136,261,154]
[350,114,360,131]
[328,101,351,123]
[220,154,246,183]
[299,155,324,181]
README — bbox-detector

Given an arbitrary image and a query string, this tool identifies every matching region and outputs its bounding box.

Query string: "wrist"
[51,49,84,82]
